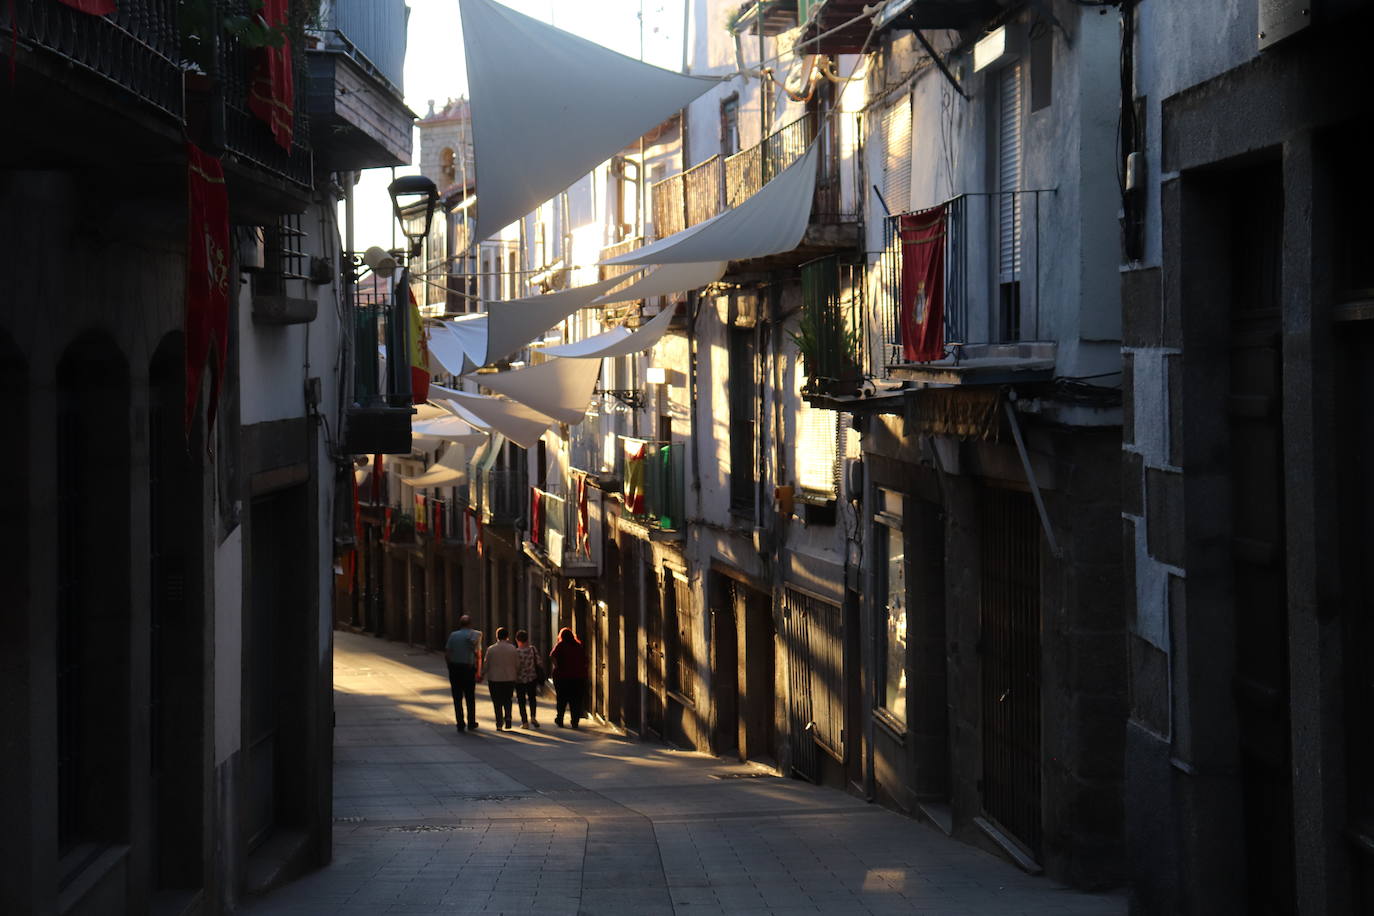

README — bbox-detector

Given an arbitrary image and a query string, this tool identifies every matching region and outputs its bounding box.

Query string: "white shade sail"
[412,413,487,446]
[468,355,603,425]
[435,387,557,449]
[427,317,489,376]
[413,402,451,420]
[592,261,727,306]
[602,141,819,265]
[483,273,634,366]
[401,444,469,488]
[539,304,677,359]
[460,0,717,242]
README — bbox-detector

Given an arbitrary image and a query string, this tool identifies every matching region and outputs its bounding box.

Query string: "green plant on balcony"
[179,0,319,74]
[794,257,862,394]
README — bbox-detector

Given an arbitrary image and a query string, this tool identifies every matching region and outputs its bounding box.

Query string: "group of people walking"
[443,616,588,732]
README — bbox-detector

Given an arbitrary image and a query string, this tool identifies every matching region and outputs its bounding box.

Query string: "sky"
[350,0,688,252]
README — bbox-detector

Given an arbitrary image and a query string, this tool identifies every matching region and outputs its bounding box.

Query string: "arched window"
[440,147,456,186]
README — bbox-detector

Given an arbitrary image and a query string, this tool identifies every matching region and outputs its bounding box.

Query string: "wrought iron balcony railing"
[219,0,313,189]
[3,0,183,120]
[874,190,1055,378]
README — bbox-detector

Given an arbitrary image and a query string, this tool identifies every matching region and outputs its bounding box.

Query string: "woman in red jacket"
[548,627,587,729]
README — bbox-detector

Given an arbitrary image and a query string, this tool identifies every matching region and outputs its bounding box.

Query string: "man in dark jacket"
[445,615,483,731]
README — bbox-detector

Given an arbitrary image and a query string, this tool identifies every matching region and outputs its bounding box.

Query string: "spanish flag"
[408,287,430,403]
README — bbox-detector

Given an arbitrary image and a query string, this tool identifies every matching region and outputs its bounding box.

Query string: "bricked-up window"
[665,570,696,703]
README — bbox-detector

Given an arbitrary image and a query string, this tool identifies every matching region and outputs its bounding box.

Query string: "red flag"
[185,143,231,437]
[57,0,116,13]
[899,204,948,363]
[531,489,543,546]
[248,0,294,150]
[575,473,590,557]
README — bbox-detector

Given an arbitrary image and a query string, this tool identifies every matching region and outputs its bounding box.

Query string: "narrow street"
[248,632,1123,915]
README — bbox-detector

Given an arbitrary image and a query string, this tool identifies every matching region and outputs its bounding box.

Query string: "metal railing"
[725,113,813,208]
[3,0,183,120]
[650,111,860,245]
[219,0,313,189]
[878,190,1051,368]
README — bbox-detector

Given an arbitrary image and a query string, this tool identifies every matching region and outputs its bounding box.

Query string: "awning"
[601,141,819,265]
[427,316,489,375]
[592,260,727,306]
[412,413,487,446]
[538,304,677,359]
[469,355,603,425]
[434,386,557,449]
[483,273,636,365]
[460,0,718,242]
[401,444,469,488]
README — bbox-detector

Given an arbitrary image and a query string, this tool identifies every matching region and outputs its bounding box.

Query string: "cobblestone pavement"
[247,631,1125,916]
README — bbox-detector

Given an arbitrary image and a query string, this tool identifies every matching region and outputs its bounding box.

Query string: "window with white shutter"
[797,398,840,496]
[883,94,912,215]
[996,63,1024,340]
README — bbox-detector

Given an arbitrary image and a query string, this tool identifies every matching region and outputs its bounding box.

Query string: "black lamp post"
[388,174,440,258]
[384,175,439,406]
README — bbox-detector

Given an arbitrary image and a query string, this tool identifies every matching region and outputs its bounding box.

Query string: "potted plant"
[791,295,863,397]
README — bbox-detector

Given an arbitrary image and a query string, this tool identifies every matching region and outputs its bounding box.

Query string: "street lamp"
[388,174,439,257]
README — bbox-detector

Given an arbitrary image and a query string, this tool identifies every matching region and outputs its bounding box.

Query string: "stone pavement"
[246,631,1125,915]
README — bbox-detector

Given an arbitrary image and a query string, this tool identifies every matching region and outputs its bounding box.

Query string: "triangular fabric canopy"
[427,317,489,376]
[434,386,557,449]
[401,444,469,488]
[592,261,727,306]
[412,413,487,446]
[468,356,604,426]
[414,402,451,420]
[538,304,677,359]
[431,394,493,432]
[461,0,718,241]
[484,273,634,366]
[601,141,819,265]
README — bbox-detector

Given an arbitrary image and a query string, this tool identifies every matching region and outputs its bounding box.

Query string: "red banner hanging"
[531,489,543,546]
[575,473,591,557]
[248,0,294,150]
[898,204,948,363]
[185,143,231,437]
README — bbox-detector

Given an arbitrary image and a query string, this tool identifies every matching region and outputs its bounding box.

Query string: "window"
[876,490,907,726]
[728,325,755,515]
[666,570,696,702]
[995,62,1024,341]
[797,399,840,496]
[440,147,456,185]
[568,172,596,227]
[882,94,912,215]
[721,95,740,156]
[256,213,308,298]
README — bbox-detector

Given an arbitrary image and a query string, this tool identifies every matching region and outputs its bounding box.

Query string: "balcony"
[800,0,1003,53]
[305,0,413,170]
[526,487,598,576]
[733,0,799,36]
[876,192,1056,387]
[344,281,414,455]
[1,0,184,164]
[619,440,685,539]
[217,0,311,193]
[651,112,860,268]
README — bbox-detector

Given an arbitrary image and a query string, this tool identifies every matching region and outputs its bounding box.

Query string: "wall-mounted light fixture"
[645,366,667,386]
